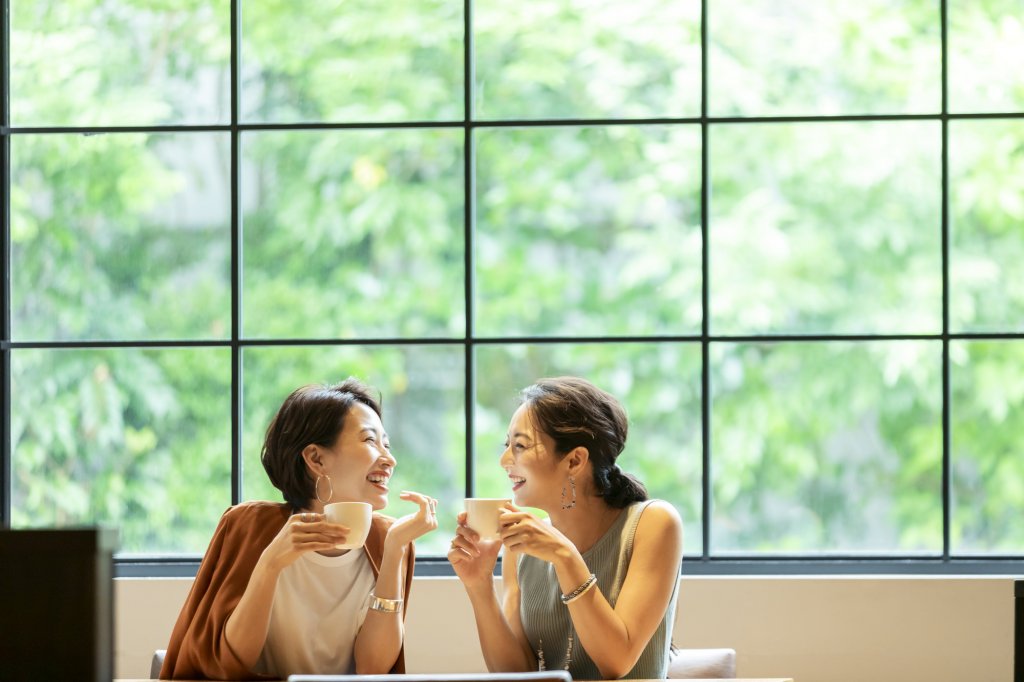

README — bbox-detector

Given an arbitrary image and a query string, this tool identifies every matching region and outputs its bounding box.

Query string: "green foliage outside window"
[4,0,1023,559]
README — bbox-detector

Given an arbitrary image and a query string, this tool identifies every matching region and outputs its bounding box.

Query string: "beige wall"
[117,576,1015,681]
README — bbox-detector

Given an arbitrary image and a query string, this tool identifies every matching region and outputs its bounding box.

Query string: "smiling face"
[499,404,566,510]
[309,401,395,511]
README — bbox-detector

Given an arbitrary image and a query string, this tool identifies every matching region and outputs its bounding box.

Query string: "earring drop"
[561,475,577,510]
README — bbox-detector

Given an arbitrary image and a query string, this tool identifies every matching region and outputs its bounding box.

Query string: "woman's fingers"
[499,516,536,547]
[400,490,435,514]
[500,518,531,547]
[497,510,534,548]
[400,490,430,504]
[500,537,519,552]
[400,491,440,531]
[292,513,350,536]
[291,516,349,544]
[449,534,481,558]
[454,524,480,543]
[447,545,473,564]
[498,510,532,530]
[388,491,439,543]
[295,531,348,547]
[303,521,350,535]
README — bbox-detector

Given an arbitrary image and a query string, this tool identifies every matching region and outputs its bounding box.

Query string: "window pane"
[242,345,465,556]
[11,348,232,556]
[475,126,702,337]
[710,122,941,335]
[11,0,229,126]
[474,343,702,555]
[709,0,940,116]
[950,119,1024,332]
[241,129,465,339]
[474,0,701,120]
[949,0,1024,113]
[951,341,1024,553]
[10,133,231,342]
[711,342,942,554]
[241,0,462,123]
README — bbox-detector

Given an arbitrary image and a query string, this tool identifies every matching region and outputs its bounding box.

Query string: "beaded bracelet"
[560,573,597,605]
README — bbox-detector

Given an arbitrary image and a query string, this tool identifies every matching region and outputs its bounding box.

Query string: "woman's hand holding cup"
[448,499,509,591]
[324,502,372,549]
[261,512,351,572]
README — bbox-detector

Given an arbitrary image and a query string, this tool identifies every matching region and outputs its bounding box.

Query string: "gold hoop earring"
[315,474,333,504]
[561,475,577,510]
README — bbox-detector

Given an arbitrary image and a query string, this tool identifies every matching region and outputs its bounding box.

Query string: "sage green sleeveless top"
[517,500,678,680]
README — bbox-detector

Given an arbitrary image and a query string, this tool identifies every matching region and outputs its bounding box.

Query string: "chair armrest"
[667,647,737,679]
[150,649,166,679]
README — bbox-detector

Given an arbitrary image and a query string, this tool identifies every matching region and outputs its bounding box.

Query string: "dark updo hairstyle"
[261,378,382,510]
[520,376,647,509]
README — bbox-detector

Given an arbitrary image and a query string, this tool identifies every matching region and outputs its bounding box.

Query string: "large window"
[2,0,1023,571]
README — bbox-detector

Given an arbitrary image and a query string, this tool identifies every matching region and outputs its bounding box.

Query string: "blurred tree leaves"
[5,0,1023,558]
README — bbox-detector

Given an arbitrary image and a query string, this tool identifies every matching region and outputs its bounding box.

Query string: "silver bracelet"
[369,595,403,613]
[560,573,597,605]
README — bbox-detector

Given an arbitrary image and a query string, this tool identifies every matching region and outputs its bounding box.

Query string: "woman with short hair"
[162,378,437,680]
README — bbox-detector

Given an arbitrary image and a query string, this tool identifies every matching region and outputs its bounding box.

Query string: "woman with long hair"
[449,376,683,680]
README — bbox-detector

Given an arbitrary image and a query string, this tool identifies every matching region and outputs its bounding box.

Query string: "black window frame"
[3,0,1024,578]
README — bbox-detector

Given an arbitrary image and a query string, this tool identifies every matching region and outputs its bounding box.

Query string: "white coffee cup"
[323,501,373,549]
[465,498,512,541]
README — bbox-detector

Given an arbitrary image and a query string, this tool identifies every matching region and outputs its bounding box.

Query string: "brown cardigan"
[161,501,414,680]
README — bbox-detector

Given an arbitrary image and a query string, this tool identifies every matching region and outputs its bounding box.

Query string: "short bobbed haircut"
[261,378,382,510]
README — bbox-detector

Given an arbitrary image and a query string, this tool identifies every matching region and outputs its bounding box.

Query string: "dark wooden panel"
[0,528,117,682]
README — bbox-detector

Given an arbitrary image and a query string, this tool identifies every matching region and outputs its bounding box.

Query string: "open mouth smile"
[367,471,391,491]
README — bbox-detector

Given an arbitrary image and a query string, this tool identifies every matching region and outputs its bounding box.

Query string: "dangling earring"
[561,475,577,510]
[315,474,333,504]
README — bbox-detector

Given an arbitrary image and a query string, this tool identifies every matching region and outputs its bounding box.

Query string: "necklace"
[536,628,574,672]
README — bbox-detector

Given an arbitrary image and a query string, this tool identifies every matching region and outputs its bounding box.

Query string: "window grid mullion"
[464,0,476,500]
[230,0,242,506]
[1,0,11,529]
[940,0,952,562]
[5,111,1024,137]
[700,0,712,562]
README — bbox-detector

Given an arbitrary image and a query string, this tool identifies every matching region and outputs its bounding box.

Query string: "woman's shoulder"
[196,502,290,571]
[223,500,291,521]
[215,501,291,541]
[633,499,683,536]
[627,500,683,568]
